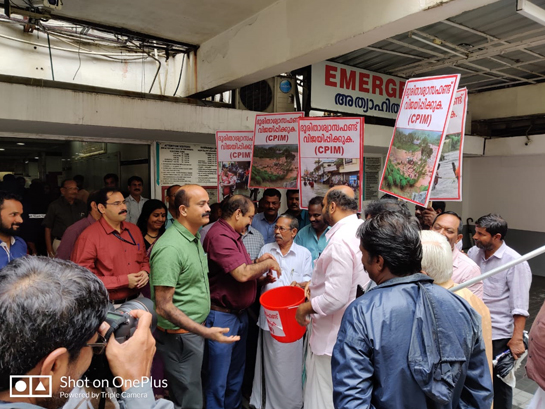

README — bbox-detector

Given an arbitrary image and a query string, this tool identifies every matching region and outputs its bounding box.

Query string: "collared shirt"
[199,221,216,244]
[242,226,265,261]
[284,209,311,230]
[452,247,483,299]
[0,236,27,269]
[251,212,279,244]
[125,195,149,224]
[71,217,149,301]
[204,219,255,310]
[257,242,312,330]
[43,196,87,239]
[56,214,97,260]
[309,214,369,356]
[150,220,210,330]
[294,224,331,266]
[468,242,532,340]
[165,209,175,229]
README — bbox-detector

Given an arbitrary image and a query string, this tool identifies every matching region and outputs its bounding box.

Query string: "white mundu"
[250,241,312,409]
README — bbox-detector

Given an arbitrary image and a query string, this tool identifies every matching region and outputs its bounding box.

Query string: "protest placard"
[249,112,304,190]
[298,117,364,209]
[379,74,460,206]
[216,130,254,201]
[429,88,467,201]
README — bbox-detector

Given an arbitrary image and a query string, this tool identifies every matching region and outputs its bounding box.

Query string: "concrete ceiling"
[11,0,278,46]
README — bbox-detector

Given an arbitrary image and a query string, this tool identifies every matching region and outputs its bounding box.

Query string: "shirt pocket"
[483,273,505,298]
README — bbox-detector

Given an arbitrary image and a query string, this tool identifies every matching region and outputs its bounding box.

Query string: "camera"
[84,297,157,383]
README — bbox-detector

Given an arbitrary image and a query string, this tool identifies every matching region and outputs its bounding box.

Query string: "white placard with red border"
[379,74,460,206]
[249,112,304,190]
[215,130,254,201]
[298,117,364,210]
[430,88,467,201]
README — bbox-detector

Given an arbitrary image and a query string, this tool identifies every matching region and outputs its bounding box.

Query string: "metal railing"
[449,244,545,292]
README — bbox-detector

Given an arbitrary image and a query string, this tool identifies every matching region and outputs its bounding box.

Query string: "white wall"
[0,23,184,96]
[463,154,545,232]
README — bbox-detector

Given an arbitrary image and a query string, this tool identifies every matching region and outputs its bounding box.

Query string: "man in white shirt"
[468,213,532,409]
[125,176,148,224]
[295,186,369,409]
[431,211,483,298]
[250,214,312,409]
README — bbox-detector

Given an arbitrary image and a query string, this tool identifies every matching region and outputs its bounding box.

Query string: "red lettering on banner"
[372,76,384,96]
[340,69,356,91]
[325,65,337,87]
[385,79,396,98]
[358,72,370,93]
[399,81,406,99]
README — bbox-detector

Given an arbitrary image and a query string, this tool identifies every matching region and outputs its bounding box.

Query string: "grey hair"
[278,214,299,230]
[420,230,453,285]
[327,190,358,211]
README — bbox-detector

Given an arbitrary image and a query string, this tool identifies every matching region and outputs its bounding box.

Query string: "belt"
[211,304,245,315]
[157,326,190,335]
[110,293,139,304]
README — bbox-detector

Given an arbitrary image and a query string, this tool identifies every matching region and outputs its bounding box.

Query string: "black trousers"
[493,338,513,409]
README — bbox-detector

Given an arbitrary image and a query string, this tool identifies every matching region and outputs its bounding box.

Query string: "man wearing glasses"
[250,214,312,409]
[0,256,172,409]
[203,195,281,409]
[71,188,149,303]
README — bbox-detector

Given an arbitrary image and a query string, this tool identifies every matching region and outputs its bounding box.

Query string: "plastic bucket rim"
[260,286,305,310]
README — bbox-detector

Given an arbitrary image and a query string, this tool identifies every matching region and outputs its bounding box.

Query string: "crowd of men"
[0,173,541,409]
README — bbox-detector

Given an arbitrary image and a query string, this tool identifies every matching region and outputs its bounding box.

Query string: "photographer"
[0,257,172,409]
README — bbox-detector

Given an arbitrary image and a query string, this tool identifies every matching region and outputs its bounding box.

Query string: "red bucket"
[260,286,306,343]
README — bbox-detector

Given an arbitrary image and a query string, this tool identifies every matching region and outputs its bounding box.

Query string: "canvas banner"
[429,88,467,201]
[249,112,304,190]
[379,74,460,206]
[298,117,364,210]
[216,130,254,201]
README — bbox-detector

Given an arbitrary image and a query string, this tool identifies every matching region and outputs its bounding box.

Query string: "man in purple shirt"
[203,195,281,409]
[468,213,532,409]
[56,191,101,260]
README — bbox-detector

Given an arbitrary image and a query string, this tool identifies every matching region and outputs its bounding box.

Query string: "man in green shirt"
[150,184,239,409]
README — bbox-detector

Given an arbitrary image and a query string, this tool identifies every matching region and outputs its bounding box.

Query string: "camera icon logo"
[10,375,52,398]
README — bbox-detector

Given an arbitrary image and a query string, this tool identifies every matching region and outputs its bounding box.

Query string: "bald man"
[150,185,238,409]
[295,186,370,409]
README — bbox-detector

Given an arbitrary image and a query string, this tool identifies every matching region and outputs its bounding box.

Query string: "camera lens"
[116,297,157,333]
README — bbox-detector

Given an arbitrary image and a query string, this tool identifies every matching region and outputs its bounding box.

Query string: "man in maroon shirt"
[71,188,149,302]
[203,195,281,409]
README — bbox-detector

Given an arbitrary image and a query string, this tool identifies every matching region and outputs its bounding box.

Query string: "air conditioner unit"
[235,77,296,113]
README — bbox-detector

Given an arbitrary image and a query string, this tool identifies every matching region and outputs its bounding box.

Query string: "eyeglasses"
[274,225,292,232]
[86,336,107,355]
[105,200,127,207]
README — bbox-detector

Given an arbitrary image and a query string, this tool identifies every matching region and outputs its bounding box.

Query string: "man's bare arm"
[230,254,281,283]
[155,286,239,343]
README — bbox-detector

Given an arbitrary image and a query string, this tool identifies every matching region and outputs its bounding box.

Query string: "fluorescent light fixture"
[17,142,25,146]
[517,0,545,26]
[0,148,4,151]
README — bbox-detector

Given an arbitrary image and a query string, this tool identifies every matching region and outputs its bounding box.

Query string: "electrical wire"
[173,54,185,96]
[72,30,81,80]
[46,32,54,80]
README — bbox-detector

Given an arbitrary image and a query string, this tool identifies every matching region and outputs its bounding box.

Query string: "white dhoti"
[303,350,334,409]
[250,329,304,409]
